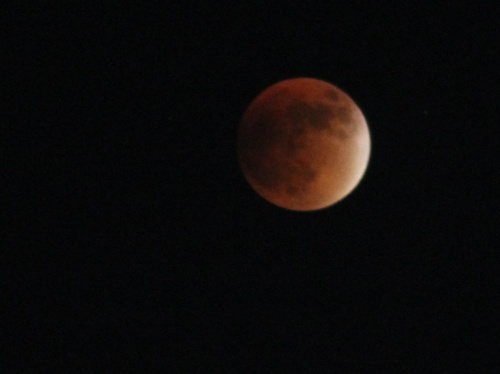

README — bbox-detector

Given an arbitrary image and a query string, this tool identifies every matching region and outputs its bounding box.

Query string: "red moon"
[237,77,371,211]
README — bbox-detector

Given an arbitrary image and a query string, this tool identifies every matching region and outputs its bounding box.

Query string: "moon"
[237,77,371,211]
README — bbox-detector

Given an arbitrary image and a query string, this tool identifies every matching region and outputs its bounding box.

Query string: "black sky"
[4,1,498,372]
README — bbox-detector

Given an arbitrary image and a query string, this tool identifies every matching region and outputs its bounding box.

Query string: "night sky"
[4,1,498,372]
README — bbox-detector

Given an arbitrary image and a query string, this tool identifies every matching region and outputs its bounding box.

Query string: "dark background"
[3,1,498,372]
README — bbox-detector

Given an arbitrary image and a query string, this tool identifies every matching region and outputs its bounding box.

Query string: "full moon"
[237,77,371,211]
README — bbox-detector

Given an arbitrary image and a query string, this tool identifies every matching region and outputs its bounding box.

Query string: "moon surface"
[237,77,371,211]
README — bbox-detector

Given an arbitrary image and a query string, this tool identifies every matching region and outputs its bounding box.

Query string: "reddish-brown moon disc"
[237,77,371,211]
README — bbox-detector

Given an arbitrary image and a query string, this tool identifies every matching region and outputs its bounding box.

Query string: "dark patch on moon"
[237,122,271,157]
[282,160,317,197]
[238,108,282,154]
[286,100,335,132]
[329,106,358,139]
[324,88,360,137]
[285,134,306,155]
[324,89,342,103]
[244,150,317,196]
[285,98,358,140]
